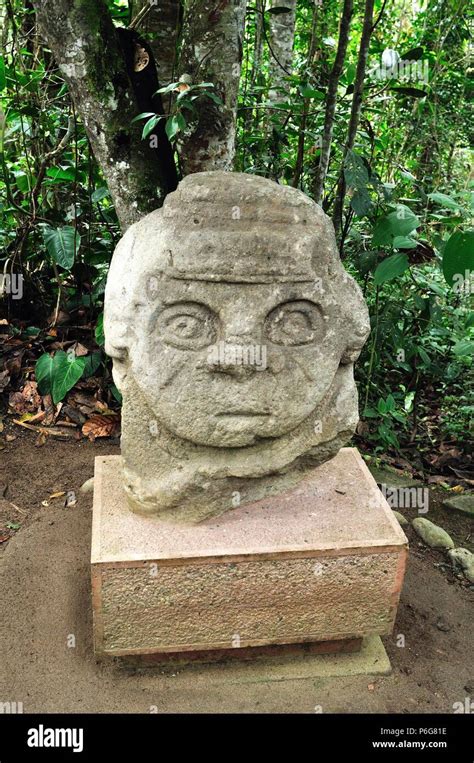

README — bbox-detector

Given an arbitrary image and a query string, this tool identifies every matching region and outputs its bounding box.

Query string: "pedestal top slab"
[91,448,407,565]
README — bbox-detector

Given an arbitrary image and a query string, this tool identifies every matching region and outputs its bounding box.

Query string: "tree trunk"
[132,0,181,91]
[32,0,169,231]
[332,0,375,238]
[312,0,353,204]
[267,0,297,106]
[177,0,247,175]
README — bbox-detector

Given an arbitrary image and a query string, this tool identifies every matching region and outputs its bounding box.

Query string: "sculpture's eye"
[264,300,324,346]
[157,302,217,349]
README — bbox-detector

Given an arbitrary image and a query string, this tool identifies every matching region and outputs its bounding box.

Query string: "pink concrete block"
[91,448,408,656]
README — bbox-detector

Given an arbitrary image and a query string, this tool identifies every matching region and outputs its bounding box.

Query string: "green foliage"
[42,226,80,271]
[36,350,87,404]
[442,230,474,287]
[1,0,472,465]
[373,253,410,285]
[132,81,222,145]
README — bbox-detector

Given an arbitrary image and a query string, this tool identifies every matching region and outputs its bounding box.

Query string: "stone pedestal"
[91,448,408,658]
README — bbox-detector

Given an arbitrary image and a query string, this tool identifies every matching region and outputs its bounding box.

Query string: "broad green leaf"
[392,235,418,249]
[82,352,102,378]
[363,407,378,419]
[373,253,410,284]
[131,111,156,123]
[351,189,373,217]
[344,150,369,190]
[110,384,122,403]
[345,63,356,85]
[23,326,41,337]
[155,82,180,95]
[46,166,76,182]
[204,91,223,106]
[51,351,87,404]
[142,115,163,139]
[428,192,461,211]
[377,423,400,449]
[42,225,79,270]
[95,313,105,346]
[165,112,186,141]
[442,230,474,287]
[299,85,324,100]
[452,340,474,357]
[176,112,186,130]
[13,170,31,193]
[35,353,55,395]
[372,206,420,246]
[91,187,109,203]
[400,169,416,182]
[417,347,431,365]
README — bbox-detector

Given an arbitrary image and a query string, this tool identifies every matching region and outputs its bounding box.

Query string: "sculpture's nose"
[206,335,267,378]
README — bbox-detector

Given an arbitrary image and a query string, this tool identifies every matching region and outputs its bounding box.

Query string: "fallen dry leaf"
[68,391,98,414]
[82,413,120,441]
[61,404,85,426]
[8,380,42,414]
[49,491,66,500]
[42,394,55,426]
[73,342,89,357]
[5,351,24,378]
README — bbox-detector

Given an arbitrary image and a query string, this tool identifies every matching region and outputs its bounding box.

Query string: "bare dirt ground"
[0,427,473,714]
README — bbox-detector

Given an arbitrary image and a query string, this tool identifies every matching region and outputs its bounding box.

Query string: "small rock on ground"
[412,517,454,549]
[392,510,408,527]
[369,466,420,490]
[79,477,94,494]
[448,548,474,584]
[442,494,474,518]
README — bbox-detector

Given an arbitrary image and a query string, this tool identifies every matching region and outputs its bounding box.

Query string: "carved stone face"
[131,279,347,448]
[104,171,370,521]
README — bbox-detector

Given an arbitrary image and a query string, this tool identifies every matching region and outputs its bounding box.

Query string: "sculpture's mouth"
[217,410,271,417]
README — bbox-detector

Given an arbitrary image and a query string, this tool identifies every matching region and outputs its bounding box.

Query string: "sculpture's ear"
[104,225,137,391]
[340,273,371,365]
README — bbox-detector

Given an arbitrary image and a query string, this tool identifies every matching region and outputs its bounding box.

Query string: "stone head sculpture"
[104,171,370,522]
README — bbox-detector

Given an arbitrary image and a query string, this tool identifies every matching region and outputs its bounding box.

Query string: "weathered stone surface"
[412,517,454,549]
[91,448,408,656]
[80,477,94,494]
[369,466,420,490]
[443,494,474,518]
[392,510,408,527]
[104,171,370,521]
[448,548,474,584]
